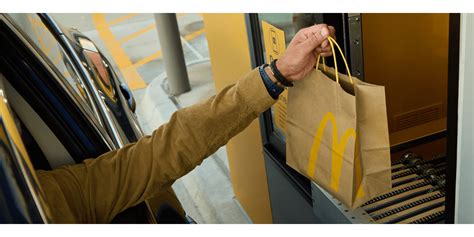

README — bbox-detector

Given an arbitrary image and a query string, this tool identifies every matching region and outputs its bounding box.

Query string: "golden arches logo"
[306,112,356,192]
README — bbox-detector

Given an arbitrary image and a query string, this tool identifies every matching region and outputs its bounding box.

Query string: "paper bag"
[286,36,391,209]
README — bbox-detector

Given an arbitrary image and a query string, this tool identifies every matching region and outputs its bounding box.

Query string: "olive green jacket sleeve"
[36,68,276,223]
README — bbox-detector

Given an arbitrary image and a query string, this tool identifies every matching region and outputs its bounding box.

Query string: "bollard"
[154,13,191,95]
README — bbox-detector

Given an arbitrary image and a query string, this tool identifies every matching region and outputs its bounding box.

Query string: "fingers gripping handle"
[315,36,353,84]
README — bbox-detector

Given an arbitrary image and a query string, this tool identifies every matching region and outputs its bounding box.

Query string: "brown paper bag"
[286,37,391,209]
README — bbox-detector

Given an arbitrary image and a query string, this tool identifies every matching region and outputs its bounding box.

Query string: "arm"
[37,68,275,223]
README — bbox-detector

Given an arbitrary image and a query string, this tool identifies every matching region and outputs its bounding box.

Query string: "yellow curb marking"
[108,13,139,26]
[92,13,147,90]
[133,51,162,69]
[118,23,155,44]
[184,28,205,41]
[131,27,205,68]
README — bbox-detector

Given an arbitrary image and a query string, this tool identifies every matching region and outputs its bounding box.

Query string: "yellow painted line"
[92,13,146,90]
[64,70,71,79]
[133,51,162,68]
[94,13,205,77]
[118,23,155,44]
[28,16,47,53]
[184,28,205,41]
[117,14,190,45]
[29,16,48,29]
[108,13,139,26]
[132,27,204,69]
[29,16,55,56]
[51,50,62,66]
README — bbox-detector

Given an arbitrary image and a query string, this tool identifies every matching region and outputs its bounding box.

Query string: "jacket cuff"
[237,68,277,115]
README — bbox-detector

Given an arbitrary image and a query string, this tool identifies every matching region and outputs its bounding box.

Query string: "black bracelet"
[259,64,284,100]
[270,59,294,87]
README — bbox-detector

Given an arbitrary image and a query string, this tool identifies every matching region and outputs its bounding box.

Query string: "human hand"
[274,24,336,82]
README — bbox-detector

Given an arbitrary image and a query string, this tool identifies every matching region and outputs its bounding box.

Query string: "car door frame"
[0,75,50,223]
[1,13,160,223]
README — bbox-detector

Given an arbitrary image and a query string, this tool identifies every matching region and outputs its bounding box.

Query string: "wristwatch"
[259,64,285,100]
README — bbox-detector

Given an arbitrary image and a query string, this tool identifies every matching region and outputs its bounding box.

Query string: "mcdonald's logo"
[306,112,356,192]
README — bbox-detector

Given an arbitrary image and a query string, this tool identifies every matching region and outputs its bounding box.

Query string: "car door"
[1,13,159,223]
[0,77,50,223]
[1,13,185,223]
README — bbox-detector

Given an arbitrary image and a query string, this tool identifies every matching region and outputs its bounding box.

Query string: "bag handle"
[315,36,353,84]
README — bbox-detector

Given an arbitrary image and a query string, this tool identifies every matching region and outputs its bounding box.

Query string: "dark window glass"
[8,14,97,118]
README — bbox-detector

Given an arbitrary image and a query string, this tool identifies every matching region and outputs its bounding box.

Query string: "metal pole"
[154,13,191,95]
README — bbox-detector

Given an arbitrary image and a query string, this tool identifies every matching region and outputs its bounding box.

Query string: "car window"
[7,14,97,119]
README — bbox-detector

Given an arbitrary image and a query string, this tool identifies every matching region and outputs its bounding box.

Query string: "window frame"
[6,14,102,126]
[0,14,114,162]
[0,75,50,223]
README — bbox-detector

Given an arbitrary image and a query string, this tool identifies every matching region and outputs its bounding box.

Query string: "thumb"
[300,27,329,53]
